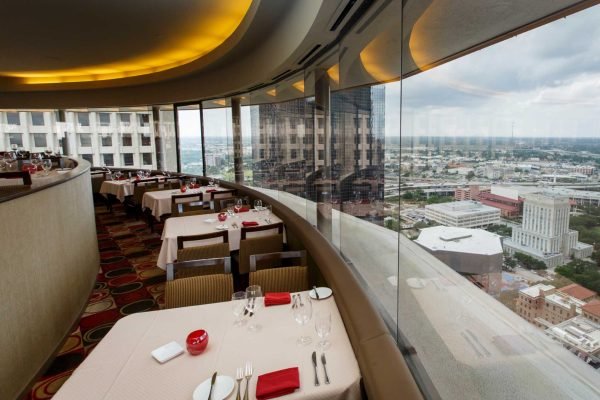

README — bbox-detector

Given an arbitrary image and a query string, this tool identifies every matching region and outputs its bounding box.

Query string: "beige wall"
[0,164,99,400]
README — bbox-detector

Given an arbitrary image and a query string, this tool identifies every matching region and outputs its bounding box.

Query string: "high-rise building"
[503,193,593,267]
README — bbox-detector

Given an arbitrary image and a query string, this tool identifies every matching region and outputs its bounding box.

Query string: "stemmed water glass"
[314,311,332,350]
[231,291,247,327]
[293,294,313,346]
[44,148,53,157]
[227,202,235,217]
[42,159,52,176]
[234,198,243,216]
[253,199,262,210]
[246,285,262,332]
[209,177,215,186]
[31,153,42,171]
[114,170,123,180]
[190,177,197,188]
[264,204,272,223]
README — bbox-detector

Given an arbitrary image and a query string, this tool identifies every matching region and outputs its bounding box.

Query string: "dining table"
[51,291,362,400]
[142,185,229,221]
[156,210,283,270]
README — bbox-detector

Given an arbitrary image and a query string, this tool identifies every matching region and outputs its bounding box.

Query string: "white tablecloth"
[157,211,282,270]
[52,292,361,400]
[99,180,135,202]
[142,186,229,220]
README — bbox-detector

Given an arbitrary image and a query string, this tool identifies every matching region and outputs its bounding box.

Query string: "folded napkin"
[235,206,250,213]
[191,183,200,189]
[241,221,258,227]
[256,367,300,400]
[205,189,217,193]
[264,292,291,307]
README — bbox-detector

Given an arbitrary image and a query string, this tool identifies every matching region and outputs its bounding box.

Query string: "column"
[151,106,163,171]
[231,97,244,185]
[314,68,332,241]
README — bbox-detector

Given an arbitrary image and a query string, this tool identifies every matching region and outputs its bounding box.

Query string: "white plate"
[192,375,234,400]
[203,218,217,223]
[309,287,333,300]
[406,277,427,289]
[215,225,228,230]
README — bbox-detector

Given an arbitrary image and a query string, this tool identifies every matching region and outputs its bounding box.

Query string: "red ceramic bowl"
[180,185,187,193]
[218,212,227,222]
[186,330,209,355]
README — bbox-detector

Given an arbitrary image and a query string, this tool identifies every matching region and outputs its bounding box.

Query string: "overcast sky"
[401,4,600,138]
[180,5,600,139]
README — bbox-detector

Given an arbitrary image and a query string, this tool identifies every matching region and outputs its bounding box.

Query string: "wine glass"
[114,170,122,180]
[215,179,220,187]
[227,202,235,217]
[42,159,52,176]
[254,199,262,210]
[245,285,263,332]
[144,169,151,178]
[314,311,332,350]
[190,177,197,188]
[209,177,214,186]
[231,291,247,327]
[234,198,243,216]
[264,204,272,223]
[293,294,312,345]
[31,153,42,170]
[136,170,143,180]
[44,148,53,157]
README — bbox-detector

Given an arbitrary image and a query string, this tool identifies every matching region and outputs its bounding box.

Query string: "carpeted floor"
[27,204,166,400]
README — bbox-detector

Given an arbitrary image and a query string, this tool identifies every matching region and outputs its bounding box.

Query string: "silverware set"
[291,293,306,309]
[311,351,330,386]
[231,222,239,229]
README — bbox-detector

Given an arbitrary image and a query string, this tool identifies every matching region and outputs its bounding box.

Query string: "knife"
[243,298,250,316]
[321,353,330,384]
[248,297,256,317]
[311,351,320,386]
[313,286,320,300]
[208,371,217,400]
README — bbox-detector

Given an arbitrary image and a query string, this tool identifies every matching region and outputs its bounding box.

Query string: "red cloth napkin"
[205,189,217,193]
[256,367,300,400]
[191,183,200,189]
[241,221,258,227]
[264,292,291,307]
[235,206,250,213]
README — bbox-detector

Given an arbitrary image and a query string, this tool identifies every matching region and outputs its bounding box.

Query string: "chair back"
[239,233,283,274]
[241,222,284,240]
[177,231,228,249]
[248,250,309,293]
[0,171,32,185]
[172,192,206,216]
[166,256,231,281]
[210,189,237,201]
[132,179,159,205]
[164,274,233,309]
[176,231,230,275]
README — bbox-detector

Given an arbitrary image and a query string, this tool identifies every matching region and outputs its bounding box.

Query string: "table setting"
[142,184,229,221]
[51,287,361,400]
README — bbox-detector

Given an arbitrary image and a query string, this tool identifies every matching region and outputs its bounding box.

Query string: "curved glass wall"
[2,3,600,399]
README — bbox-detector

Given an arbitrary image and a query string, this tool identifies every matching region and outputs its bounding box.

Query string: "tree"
[556,259,600,294]
[466,171,475,180]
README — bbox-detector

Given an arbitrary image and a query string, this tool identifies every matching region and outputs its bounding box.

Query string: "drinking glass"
[231,291,247,326]
[314,311,332,350]
[144,169,151,178]
[42,159,52,176]
[191,177,197,187]
[114,171,122,180]
[31,154,42,170]
[293,294,312,345]
[246,285,263,332]
[234,198,243,216]
[44,148,53,157]
[264,204,272,223]
[209,177,214,186]
[254,199,262,210]
[227,203,235,217]
[215,179,220,187]
[136,170,143,180]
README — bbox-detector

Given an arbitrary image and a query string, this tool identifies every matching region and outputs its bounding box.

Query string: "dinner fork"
[243,361,253,400]
[235,367,244,400]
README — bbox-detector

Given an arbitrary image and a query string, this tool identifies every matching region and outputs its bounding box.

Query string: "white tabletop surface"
[157,210,282,270]
[52,292,361,400]
[142,186,228,221]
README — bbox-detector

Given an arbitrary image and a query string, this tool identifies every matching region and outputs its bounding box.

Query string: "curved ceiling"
[0,1,253,85]
[0,0,596,109]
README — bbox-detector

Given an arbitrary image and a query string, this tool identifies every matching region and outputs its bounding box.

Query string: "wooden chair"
[249,250,309,293]
[238,222,284,274]
[171,192,207,217]
[176,231,231,276]
[164,257,233,309]
[210,189,237,210]
[127,179,159,218]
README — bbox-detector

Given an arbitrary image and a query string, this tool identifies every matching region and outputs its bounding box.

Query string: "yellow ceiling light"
[359,27,401,82]
[408,1,443,72]
[292,80,305,92]
[266,88,277,96]
[213,99,227,106]
[327,64,340,84]
[1,1,252,84]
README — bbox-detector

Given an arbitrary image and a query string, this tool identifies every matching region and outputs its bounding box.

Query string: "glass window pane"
[79,133,92,147]
[31,112,45,126]
[33,133,47,148]
[202,102,233,180]
[101,135,112,146]
[123,153,134,166]
[177,104,202,175]
[6,112,20,125]
[102,153,114,166]
[77,113,90,126]
[122,134,132,147]
[98,112,111,126]
[9,133,23,147]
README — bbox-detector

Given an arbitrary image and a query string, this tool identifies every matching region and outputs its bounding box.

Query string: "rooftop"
[546,316,600,354]
[559,284,597,301]
[425,201,500,217]
[520,283,555,298]
[583,300,600,318]
[546,292,586,313]
[415,226,503,255]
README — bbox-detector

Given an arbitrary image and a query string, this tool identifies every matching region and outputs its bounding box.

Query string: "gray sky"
[401,4,600,138]
[181,5,600,139]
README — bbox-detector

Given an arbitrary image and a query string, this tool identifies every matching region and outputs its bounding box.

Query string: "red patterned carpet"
[27,205,166,399]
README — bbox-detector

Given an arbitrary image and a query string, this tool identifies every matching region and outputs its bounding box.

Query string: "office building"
[504,193,593,268]
[424,201,501,228]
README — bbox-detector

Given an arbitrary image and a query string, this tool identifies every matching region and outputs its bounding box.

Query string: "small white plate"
[203,218,217,223]
[215,225,228,230]
[192,375,234,400]
[309,287,333,300]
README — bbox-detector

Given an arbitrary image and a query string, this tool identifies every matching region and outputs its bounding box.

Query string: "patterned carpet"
[27,204,166,400]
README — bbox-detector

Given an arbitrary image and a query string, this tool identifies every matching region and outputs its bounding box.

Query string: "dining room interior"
[2,1,600,400]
